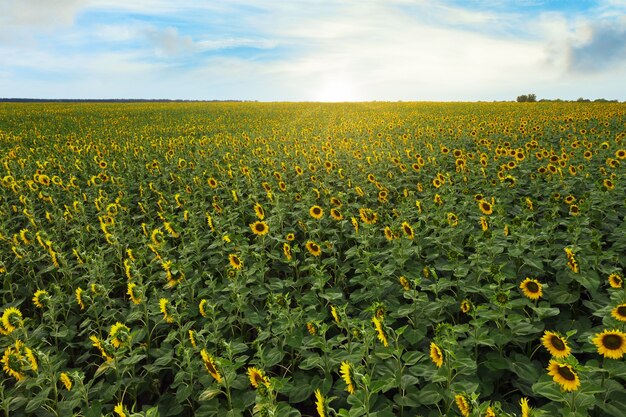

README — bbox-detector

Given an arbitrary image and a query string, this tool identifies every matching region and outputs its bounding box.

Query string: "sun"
[312,75,361,102]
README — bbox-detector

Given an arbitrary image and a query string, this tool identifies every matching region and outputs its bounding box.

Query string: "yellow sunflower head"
[520,278,542,300]
[547,360,580,392]
[608,273,623,289]
[309,205,324,219]
[592,329,626,359]
[611,304,626,322]
[541,331,571,358]
[250,221,269,236]
[429,342,444,368]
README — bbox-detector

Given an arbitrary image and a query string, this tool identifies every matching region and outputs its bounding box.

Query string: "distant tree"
[516,93,537,102]
[576,97,591,102]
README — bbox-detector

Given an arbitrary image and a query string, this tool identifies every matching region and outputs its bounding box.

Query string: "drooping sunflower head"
[429,342,444,368]
[611,304,626,322]
[399,276,411,291]
[330,305,340,324]
[109,322,131,349]
[228,254,243,270]
[454,393,471,417]
[201,350,223,383]
[340,361,355,394]
[309,205,324,219]
[520,278,543,300]
[247,366,269,389]
[2,307,23,334]
[32,289,50,309]
[250,221,269,236]
[541,331,571,358]
[520,397,531,417]
[383,226,395,241]
[372,316,388,347]
[314,389,326,417]
[592,329,626,359]
[608,273,623,289]
[253,203,265,220]
[59,372,72,390]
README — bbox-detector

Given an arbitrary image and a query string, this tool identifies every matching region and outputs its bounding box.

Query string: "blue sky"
[1,0,625,101]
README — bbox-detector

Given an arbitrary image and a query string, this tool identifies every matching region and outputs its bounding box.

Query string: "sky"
[1,0,626,101]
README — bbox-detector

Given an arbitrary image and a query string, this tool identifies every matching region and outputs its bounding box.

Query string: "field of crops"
[0,102,625,417]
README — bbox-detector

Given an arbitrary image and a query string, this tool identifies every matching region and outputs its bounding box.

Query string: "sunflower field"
[1,101,625,417]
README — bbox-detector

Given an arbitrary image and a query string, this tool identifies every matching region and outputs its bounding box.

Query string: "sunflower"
[247,367,269,388]
[109,322,131,349]
[460,299,472,314]
[541,331,571,358]
[249,203,264,221]
[228,254,243,270]
[384,226,395,241]
[159,298,174,323]
[592,329,626,359]
[547,360,580,391]
[2,307,22,334]
[306,240,322,257]
[32,289,49,309]
[89,335,113,362]
[478,200,493,215]
[401,222,414,239]
[330,305,340,324]
[611,304,626,322]
[480,217,488,231]
[309,205,324,219]
[60,372,72,390]
[201,350,223,383]
[604,178,615,190]
[198,299,208,317]
[74,287,86,310]
[564,248,579,273]
[447,212,458,227]
[2,343,25,380]
[351,217,359,233]
[485,406,496,417]
[455,393,471,417]
[330,208,343,221]
[151,229,164,246]
[616,149,626,160]
[372,316,388,347]
[520,278,542,300]
[608,273,623,289]
[250,221,269,236]
[306,322,317,335]
[314,389,326,417]
[430,342,443,368]
[127,282,142,305]
[286,232,295,241]
[188,330,197,348]
[340,361,355,394]
[399,276,411,291]
[113,402,127,417]
[207,177,218,188]
[359,208,378,225]
[283,243,292,261]
[520,397,531,417]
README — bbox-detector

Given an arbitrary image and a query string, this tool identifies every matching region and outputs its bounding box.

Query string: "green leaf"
[417,383,443,405]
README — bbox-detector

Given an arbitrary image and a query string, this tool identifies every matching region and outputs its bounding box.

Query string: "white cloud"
[1,0,625,100]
